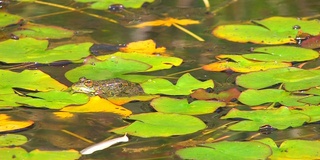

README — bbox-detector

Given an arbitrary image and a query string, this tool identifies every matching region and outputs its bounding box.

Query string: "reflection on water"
[2,0,320,159]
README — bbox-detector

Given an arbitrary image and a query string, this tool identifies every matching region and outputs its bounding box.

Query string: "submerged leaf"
[221,107,310,131]
[111,112,206,137]
[141,73,214,95]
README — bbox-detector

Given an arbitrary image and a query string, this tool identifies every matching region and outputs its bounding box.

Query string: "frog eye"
[84,80,93,87]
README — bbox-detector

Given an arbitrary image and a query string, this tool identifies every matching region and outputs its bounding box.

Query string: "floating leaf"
[0,69,67,91]
[107,95,160,105]
[0,134,28,147]
[65,56,151,83]
[61,96,132,117]
[74,0,154,9]
[97,52,183,71]
[111,112,206,137]
[258,138,320,160]
[141,73,214,95]
[176,141,271,160]
[238,89,307,106]
[0,114,34,133]
[203,55,291,73]
[213,16,320,44]
[221,107,310,131]
[236,67,320,91]
[0,12,22,27]
[13,23,74,39]
[151,97,225,115]
[131,18,200,28]
[0,38,92,63]
[0,147,80,160]
[292,106,320,122]
[299,96,320,105]
[119,39,166,55]
[244,46,319,62]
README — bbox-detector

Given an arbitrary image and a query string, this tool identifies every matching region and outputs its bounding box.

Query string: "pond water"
[2,0,320,159]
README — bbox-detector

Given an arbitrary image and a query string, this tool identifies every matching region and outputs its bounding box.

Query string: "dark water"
[2,0,320,159]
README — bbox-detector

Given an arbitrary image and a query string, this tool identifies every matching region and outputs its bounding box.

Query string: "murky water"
[2,0,320,159]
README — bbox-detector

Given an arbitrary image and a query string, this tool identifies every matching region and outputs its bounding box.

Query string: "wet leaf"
[244,46,319,62]
[0,38,92,63]
[213,16,320,44]
[0,147,81,160]
[236,67,320,91]
[65,56,152,83]
[131,18,200,28]
[292,106,320,123]
[0,114,34,133]
[110,112,206,137]
[150,97,225,115]
[13,23,74,39]
[0,69,67,91]
[97,52,183,71]
[238,89,307,106]
[258,138,320,160]
[119,39,166,55]
[221,107,310,131]
[191,88,241,102]
[61,96,132,117]
[141,73,214,95]
[203,55,291,73]
[0,134,28,147]
[176,141,271,160]
[299,96,320,105]
[74,0,154,10]
[0,12,22,27]
[107,95,160,105]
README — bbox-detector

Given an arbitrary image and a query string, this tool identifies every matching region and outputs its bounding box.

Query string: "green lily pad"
[75,0,155,10]
[236,67,320,91]
[150,97,225,115]
[13,23,74,39]
[203,55,291,73]
[0,134,28,147]
[238,89,307,106]
[176,141,271,160]
[97,52,183,71]
[141,73,214,95]
[65,56,152,83]
[258,138,320,160]
[292,106,320,123]
[213,16,320,44]
[110,112,206,137]
[221,107,310,131]
[0,38,92,63]
[0,12,23,27]
[299,96,320,105]
[243,46,319,62]
[0,147,81,160]
[0,69,67,91]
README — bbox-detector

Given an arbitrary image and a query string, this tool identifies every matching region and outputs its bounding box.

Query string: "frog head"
[71,77,96,94]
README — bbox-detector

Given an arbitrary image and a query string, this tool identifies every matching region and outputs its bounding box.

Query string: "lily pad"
[97,52,183,71]
[150,97,225,115]
[65,56,152,83]
[221,107,310,131]
[141,73,214,95]
[213,16,320,44]
[110,112,206,137]
[0,114,34,133]
[203,55,291,73]
[292,106,320,123]
[258,138,320,160]
[238,89,307,106]
[243,46,319,62]
[74,0,154,10]
[0,12,22,27]
[13,23,74,39]
[0,38,92,63]
[236,67,320,91]
[176,141,271,160]
[0,134,28,147]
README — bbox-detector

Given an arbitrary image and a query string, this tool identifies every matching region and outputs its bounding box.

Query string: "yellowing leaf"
[0,114,34,133]
[61,96,132,117]
[119,39,166,55]
[107,95,160,105]
[53,112,74,118]
[202,55,291,73]
[131,18,200,27]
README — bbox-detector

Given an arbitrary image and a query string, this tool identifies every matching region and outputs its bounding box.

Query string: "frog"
[71,77,145,98]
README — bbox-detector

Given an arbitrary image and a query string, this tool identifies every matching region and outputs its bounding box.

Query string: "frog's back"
[95,78,144,97]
